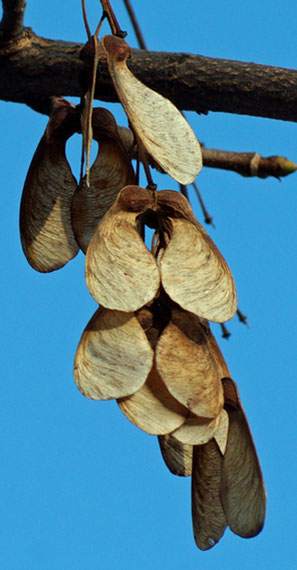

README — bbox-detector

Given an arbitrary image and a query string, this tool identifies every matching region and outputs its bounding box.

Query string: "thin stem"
[135,152,140,185]
[86,36,100,185]
[220,323,231,339]
[99,0,127,37]
[139,145,156,189]
[94,13,105,37]
[122,0,147,49]
[143,157,157,190]
[192,181,215,227]
[81,0,91,39]
[237,309,249,328]
[131,124,156,189]
[179,184,189,200]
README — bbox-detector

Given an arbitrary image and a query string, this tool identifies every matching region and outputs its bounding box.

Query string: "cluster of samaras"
[19,34,266,550]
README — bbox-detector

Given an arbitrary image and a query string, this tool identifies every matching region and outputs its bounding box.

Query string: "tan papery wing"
[160,218,237,322]
[74,307,153,400]
[116,126,136,158]
[192,440,227,551]
[156,309,224,417]
[72,108,135,252]
[172,410,228,446]
[206,327,231,377]
[213,408,229,455]
[85,189,160,311]
[102,35,202,185]
[220,378,266,538]
[158,435,193,476]
[117,366,188,435]
[72,146,134,252]
[20,106,79,272]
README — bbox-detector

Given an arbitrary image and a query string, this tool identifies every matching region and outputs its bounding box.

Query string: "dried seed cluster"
[75,185,265,550]
[19,33,266,551]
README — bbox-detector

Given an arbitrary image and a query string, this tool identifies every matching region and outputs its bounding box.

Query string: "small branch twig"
[0,0,26,42]
[81,0,91,39]
[202,148,297,179]
[117,126,296,180]
[220,323,231,339]
[122,0,147,49]
[237,309,249,328]
[220,308,249,340]
[99,0,126,37]
[191,181,215,226]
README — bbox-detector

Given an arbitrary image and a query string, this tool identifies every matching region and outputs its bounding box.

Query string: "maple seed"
[220,378,266,539]
[85,186,159,312]
[71,108,135,252]
[158,434,193,477]
[191,377,266,550]
[102,34,202,185]
[85,187,237,322]
[155,308,224,417]
[74,306,153,400]
[118,366,188,435]
[192,440,227,550]
[158,194,237,323]
[20,104,79,272]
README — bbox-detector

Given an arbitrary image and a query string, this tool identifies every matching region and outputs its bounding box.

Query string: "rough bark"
[1,26,297,121]
[0,0,26,42]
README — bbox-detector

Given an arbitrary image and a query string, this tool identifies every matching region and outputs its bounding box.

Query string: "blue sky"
[1,1,297,568]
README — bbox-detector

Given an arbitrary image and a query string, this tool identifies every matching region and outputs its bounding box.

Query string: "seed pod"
[152,191,237,323]
[74,306,153,400]
[20,104,79,272]
[102,35,202,185]
[172,410,228,446]
[71,108,135,252]
[158,435,193,477]
[85,186,160,311]
[159,215,237,323]
[117,365,188,435]
[192,440,227,550]
[155,308,224,418]
[220,378,266,538]
[213,408,229,455]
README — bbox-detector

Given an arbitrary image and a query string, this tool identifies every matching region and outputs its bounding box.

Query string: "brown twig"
[115,126,296,180]
[192,181,215,227]
[179,184,189,200]
[99,0,126,37]
[202,148,297,179]
[0,0,26,42]
[219,310,249,340]
[122,0,147,49]
[237,309,249,328]
[135,133,156,190]
[81,0,91,39]
[220,323,231,339]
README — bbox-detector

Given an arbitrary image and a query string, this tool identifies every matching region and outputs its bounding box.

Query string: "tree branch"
[0,0,26,42]
[202,148,297,179]
[1,28,297,122]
